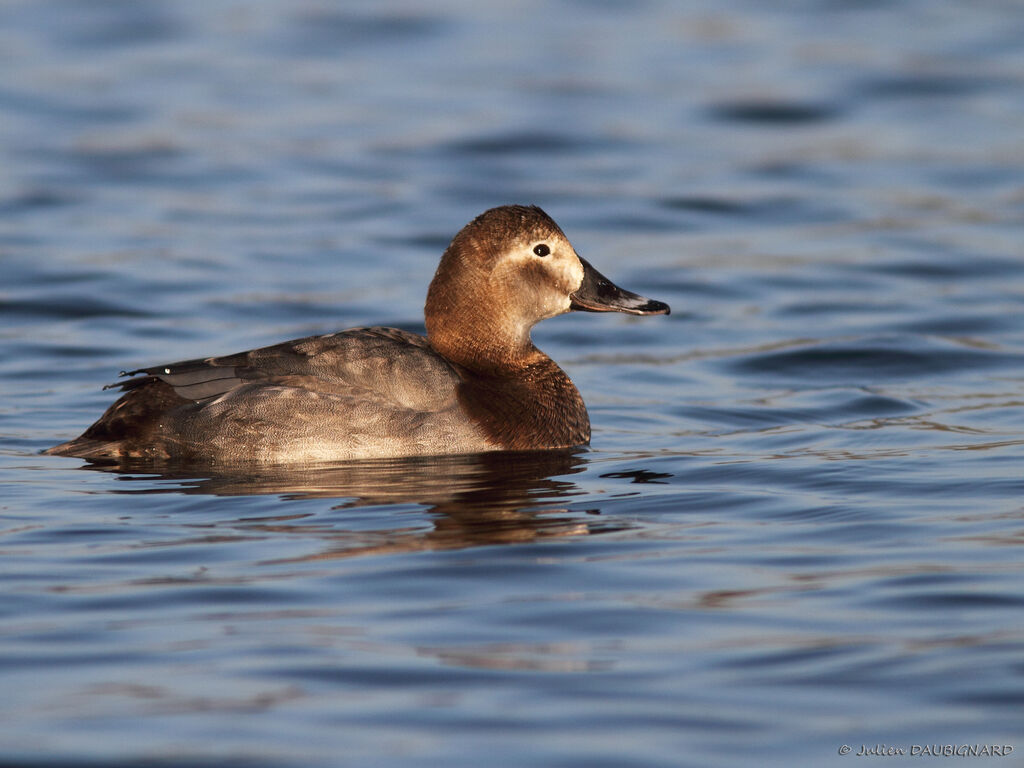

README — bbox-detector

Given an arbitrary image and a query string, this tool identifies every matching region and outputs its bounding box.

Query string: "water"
[2,1,1023,766]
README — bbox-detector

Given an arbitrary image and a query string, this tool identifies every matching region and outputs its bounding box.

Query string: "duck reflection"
[81,450,624,558]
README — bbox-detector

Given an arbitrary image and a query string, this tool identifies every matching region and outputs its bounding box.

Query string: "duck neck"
[424,274,589,449]
[425,262,541,373]
[427,314,540,374]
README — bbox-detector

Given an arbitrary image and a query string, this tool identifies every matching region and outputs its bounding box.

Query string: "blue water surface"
[2,1,1023,766]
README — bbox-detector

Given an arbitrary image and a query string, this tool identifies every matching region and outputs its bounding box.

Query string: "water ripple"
[727,336,1023,383]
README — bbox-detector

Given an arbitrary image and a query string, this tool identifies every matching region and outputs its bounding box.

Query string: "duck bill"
[569,256,670,315]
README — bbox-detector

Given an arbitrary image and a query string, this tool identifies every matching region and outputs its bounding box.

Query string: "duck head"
[425,205,669,369]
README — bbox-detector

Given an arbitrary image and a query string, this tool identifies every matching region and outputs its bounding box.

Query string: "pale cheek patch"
[543,251,583,311]
[565,251,584,292]
[493,238,584,319]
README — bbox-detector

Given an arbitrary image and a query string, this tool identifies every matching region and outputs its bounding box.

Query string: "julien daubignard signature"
[839,744,1014,757]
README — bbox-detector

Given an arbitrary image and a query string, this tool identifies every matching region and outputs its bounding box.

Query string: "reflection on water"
[81,450,629,558]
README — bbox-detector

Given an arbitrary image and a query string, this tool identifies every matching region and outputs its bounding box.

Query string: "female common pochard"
[47,205,669,463]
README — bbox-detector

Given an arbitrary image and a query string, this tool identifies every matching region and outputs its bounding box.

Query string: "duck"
[45,205,669,464]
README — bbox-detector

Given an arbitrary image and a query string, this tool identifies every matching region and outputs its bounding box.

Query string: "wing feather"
[105,327,458,411]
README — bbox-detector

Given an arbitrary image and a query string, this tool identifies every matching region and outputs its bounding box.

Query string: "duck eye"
[533,243,550,257]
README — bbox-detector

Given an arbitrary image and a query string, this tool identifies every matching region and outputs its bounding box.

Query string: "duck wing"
[114,327,459,411]
[46,327,473,461]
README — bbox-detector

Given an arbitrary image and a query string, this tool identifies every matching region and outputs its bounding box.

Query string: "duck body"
[46,206,668,464]
[52,327,588,463]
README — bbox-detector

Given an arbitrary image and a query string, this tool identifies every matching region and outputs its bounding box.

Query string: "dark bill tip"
[569,256,671,316]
